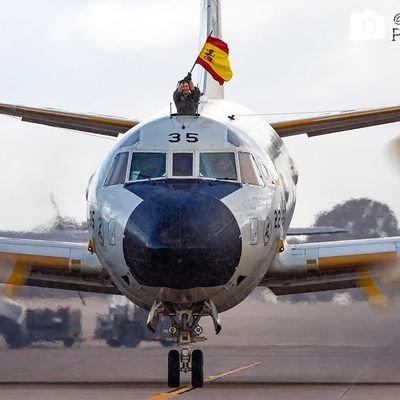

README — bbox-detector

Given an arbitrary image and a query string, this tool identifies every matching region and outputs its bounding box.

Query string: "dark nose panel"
[123,181,242,289]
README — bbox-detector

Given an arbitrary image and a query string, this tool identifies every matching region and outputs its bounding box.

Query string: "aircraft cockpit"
[130,152,166,181]
[102,113,271,188]
[104,150,266,186]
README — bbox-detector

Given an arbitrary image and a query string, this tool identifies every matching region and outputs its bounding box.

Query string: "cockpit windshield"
[130,152,166,181]
[173,153,193,176]
[199,152,237,180]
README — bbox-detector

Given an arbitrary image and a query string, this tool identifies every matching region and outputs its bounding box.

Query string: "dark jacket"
[173,87,201,115]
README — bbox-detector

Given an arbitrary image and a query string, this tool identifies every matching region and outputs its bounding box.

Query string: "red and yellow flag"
[195,36,233,85]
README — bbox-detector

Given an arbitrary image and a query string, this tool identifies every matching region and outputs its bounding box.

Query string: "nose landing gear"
[167,310,206,388]
[147,300,221,388]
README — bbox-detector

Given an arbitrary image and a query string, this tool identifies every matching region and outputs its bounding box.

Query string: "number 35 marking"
[168,133,199,143]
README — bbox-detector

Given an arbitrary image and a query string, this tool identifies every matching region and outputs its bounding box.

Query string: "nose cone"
[123,181,242,289]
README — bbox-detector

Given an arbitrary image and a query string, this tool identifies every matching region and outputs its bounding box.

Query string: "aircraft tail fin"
[199,0,224,99]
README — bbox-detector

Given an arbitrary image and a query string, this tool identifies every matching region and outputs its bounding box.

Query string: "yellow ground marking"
[148,361,261,400]
[318,252,397,271]
[204,361,261,383]
[150,387,190,400]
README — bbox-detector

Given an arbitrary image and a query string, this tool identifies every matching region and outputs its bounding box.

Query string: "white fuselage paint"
[87,99,297,313]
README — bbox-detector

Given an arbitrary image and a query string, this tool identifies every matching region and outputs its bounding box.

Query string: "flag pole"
[189,31,213,73]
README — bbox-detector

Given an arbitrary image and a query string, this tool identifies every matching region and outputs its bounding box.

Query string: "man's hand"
[184,72,192,82]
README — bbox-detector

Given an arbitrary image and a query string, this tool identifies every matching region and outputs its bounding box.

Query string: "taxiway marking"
[149,361,261,399]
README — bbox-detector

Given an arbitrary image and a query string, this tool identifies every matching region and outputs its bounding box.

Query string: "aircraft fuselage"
[87,99,298,313]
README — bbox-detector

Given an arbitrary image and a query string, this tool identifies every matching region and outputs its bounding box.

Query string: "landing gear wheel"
[191,349,204,388]
[168,349,180,388]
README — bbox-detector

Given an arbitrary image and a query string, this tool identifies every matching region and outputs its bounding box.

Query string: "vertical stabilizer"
[199,0,224,99]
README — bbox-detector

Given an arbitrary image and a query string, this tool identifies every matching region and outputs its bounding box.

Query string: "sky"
[0,0,399,231]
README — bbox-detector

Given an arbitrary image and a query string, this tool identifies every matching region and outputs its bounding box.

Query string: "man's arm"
[192,87,201,102]
[173,89,180,102]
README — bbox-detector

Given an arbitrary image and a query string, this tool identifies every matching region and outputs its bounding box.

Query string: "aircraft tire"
[168,349,180,387]
[191,349,204,388]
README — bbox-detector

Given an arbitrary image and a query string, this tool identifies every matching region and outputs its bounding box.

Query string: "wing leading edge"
[0,102,138,137]
[261,237,400,296]
[0,237,119,295]
[270,105,400,138]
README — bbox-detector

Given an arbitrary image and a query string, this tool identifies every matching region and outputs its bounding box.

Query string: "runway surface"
[2,296,400,399]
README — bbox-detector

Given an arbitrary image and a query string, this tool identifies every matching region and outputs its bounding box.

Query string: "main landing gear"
[147,300,221,388]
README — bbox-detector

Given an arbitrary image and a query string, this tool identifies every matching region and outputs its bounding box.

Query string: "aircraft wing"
[261,237,400,297]
[0,237,119,295]
[270,105,400,137]
[286,226,348,236]
[2,102,400,139]
[0,102,139,137]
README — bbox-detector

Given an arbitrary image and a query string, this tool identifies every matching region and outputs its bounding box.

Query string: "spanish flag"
[195,36,233,85]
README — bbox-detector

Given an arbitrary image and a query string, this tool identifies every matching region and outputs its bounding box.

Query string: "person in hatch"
[173,72,201,115]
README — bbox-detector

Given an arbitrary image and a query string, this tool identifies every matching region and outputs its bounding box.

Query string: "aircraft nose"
[122,181,242,289]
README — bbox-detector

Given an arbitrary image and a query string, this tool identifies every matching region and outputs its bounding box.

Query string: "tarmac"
[2,295,400,399]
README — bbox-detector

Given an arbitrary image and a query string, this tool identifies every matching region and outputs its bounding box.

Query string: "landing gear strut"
[147,299,221,388]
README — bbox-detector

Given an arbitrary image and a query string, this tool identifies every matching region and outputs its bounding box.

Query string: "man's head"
[179,81,190,95]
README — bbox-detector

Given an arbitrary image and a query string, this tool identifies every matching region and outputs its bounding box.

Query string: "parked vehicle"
[95,296,171,348]
[0,298,81,348]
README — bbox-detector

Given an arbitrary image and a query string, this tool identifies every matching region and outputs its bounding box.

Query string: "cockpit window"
[172,153,193,176]
[130,152,166,181]
[104,152,129,186]
[238,152,263,185]
[199,152,237,180]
